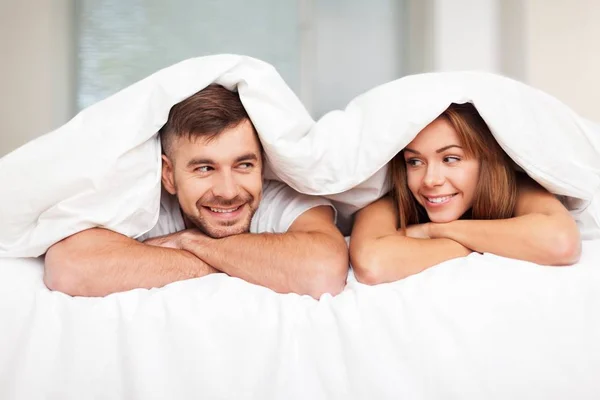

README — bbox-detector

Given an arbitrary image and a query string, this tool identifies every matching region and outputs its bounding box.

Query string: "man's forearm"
[44,228,219,297]
[181,230,347,297]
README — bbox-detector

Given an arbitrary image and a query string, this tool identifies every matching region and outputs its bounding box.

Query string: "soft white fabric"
[137,189,185,242]
[1,55,600,258]
[0,55,313,258]
[1,240,599,399]
[249,180,337,234]
[270,72,600,236]
[138,180,335,241]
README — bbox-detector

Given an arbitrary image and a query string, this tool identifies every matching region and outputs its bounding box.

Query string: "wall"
[1,0,598,158]
[410,0,600,122]
[0,0,75,157]
[524,0,600,121]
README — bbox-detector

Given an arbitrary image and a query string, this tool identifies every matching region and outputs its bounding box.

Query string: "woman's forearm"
[429,214,581,265]
[351,233,472,284]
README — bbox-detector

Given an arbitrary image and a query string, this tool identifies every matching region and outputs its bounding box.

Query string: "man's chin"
[206,229,244,239]
[201,221,251,239]
[187,207,255,238]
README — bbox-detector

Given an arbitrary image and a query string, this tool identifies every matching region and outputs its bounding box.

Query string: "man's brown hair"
[390,103,518,230]
[160,84,254,156]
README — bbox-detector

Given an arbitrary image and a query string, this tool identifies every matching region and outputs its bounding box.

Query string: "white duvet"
[1,55,599,257]
[1,55,600,399]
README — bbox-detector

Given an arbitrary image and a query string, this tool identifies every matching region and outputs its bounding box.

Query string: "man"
[44,85,348,299]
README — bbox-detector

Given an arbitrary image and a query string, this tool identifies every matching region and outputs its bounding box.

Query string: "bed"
[1,241,599,399]
[1,55,599,399]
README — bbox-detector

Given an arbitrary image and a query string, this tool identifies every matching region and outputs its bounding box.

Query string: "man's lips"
[206,205,242,213]
[202,204,246,219]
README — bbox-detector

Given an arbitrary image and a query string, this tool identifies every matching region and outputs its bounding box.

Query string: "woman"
[350,103,581,285]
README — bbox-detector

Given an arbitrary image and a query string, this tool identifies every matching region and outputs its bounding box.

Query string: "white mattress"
[1,240,599,399]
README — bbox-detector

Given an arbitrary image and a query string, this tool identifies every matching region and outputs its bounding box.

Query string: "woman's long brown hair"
[390,103,518,230]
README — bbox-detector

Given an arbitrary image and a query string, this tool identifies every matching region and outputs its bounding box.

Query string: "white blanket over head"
[294,72,600,235]
[0,55,312,257]
[1,55,599,258]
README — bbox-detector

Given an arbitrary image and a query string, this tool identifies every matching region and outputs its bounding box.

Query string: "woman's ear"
[161,155,177,195]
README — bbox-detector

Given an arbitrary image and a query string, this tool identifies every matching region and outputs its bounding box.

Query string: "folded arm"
[429,176,581,265]
[44,228,219,297]
[349,197,471,285]
[179,206,348,299]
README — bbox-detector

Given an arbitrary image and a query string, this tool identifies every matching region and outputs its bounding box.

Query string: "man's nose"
[211,172,239,199]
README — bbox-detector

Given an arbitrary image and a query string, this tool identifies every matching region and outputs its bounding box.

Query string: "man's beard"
[183,194,257,239]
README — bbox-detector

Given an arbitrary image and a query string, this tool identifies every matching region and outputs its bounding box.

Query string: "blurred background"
[1,0,599,157]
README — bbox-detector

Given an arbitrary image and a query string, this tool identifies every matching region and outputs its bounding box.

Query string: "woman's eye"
[406,159,423,167]
[444,156,461,163]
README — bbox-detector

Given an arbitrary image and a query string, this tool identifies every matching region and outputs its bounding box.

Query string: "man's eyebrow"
[186,158,214,168]
[234,153,259,163]
[186,153,259,168]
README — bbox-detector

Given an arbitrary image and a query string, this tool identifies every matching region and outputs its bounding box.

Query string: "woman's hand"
[405,223,432,239]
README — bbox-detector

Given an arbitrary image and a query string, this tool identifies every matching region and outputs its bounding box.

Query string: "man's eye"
[238,163,253,169]
[195,166,212,173]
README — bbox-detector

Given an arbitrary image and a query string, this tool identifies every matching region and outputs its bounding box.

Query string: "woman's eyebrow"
[404,145,462,155]
[436,145,462,153]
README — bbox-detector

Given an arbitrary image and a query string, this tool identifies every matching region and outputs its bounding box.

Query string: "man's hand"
[44,228,220,297]
[172,206,348,299]
[144,229,201,249]
[404,223,432,239]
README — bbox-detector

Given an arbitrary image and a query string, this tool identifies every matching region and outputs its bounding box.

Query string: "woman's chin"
[427,213,459,224]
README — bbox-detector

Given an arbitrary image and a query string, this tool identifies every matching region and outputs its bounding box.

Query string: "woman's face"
[403,118,480,223]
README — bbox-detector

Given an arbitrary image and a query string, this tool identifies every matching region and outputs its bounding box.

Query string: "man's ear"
[260,150,267,178]
[161,154,177,195]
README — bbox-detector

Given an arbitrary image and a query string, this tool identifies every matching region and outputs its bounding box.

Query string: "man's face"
[162,119,263,238]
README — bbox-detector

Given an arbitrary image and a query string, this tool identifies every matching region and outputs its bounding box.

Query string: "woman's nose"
[423,165,445,188]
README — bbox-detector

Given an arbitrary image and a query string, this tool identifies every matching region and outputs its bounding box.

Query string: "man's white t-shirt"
[138,180,335,241]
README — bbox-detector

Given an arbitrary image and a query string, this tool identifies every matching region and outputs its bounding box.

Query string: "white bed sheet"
[1,241,599,400]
